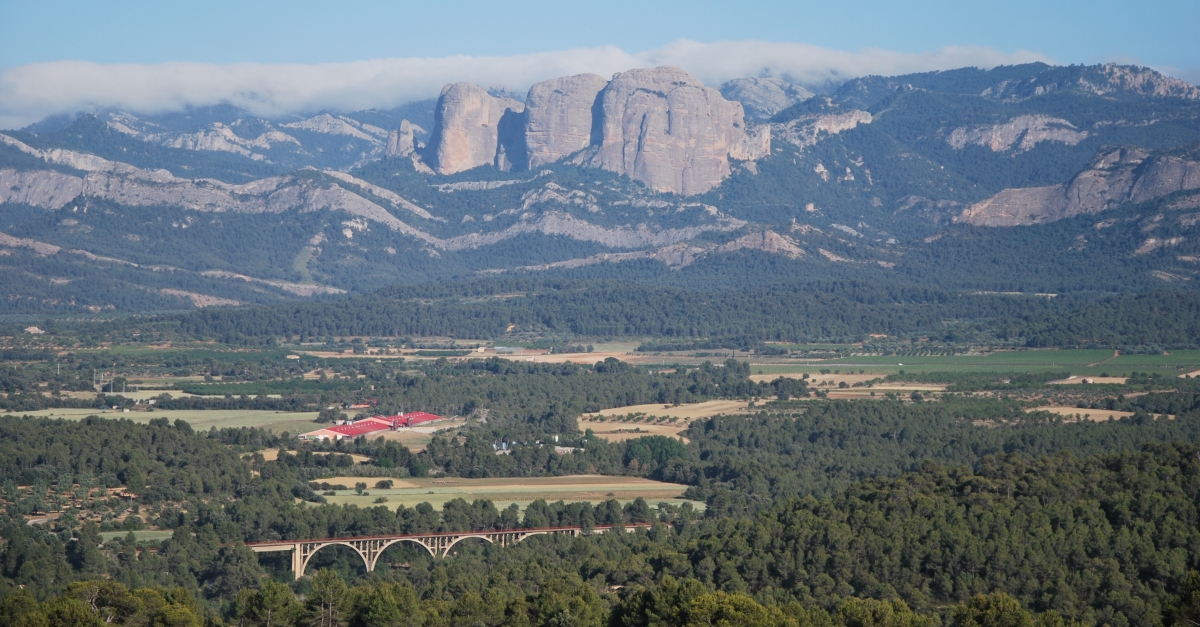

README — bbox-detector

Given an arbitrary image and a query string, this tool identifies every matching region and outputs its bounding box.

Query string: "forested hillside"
[1,412,1197,627]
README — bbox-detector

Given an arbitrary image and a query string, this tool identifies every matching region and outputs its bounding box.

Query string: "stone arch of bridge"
[298,542,371,580]
[370,537,436,568]
[441,534,494,556]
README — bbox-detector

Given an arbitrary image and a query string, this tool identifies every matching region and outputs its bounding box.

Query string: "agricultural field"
[582,421,692,443]
[4,407,321,433]
[579,400,753,442]
[1030,406,1175,422]
[748,349,1200,379]
[311,475,700,511]
[749,372,947,392]
[582,399,751,421]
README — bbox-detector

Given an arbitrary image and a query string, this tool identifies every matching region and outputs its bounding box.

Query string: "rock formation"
[523,73,608,168]
[717,230,804,258]
[981,64,1200,101]
[589,66,750,196]
[386,120,424,158]
[426,83,525,175]
[720,77,814,121]
[731,124,771,161]
[956,145,1200,226]
[947,115,1087,153]
[419,66,764,195]
[775,110,873,150]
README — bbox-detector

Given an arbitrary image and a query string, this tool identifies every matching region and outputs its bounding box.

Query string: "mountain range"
[1,62,1199,315]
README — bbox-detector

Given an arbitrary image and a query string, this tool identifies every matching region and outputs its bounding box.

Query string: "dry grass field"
[583,400,751,421]
[312,474,700,511]
[579,400,755,443]
[748,372,947,391]
[1028,406,1174,422]
[583,422,691,442]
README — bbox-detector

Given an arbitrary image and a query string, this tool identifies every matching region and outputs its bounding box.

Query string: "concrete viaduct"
[247,523,656,580]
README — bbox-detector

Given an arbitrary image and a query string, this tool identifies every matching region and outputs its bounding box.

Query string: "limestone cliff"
[589,66,749,196]
[956,145,1200,226]
[523,73,608,168]
[0,168,84,209]
[947,115,1087,153]
[426,83,525,175]
[775,110,873,150]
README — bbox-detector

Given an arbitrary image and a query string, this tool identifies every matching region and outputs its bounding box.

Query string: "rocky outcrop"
[426,83,525,175]
[717,230,803,258]
[589,66,749,195]
[498,243,708,272]
[282,113,387,141]
[956,145,1200,226]
[524,73,608,168]
[0,231,62,255]
[420,67,763,194]
[0,168,84,209]
[775,110,872,150]
[731,124,771,161]
[947,115,1087,153]
[386,120,424,158]
[720,77,814,121]
[980,64,1200,101]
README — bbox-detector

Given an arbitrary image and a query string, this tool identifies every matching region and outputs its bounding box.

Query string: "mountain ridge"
[2,62,1199,314]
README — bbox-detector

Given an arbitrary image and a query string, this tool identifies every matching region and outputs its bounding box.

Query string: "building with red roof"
[298,412,444,440]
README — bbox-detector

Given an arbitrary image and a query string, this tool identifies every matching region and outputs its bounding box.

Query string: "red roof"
[324,418,392,437]
[402,412,441,424]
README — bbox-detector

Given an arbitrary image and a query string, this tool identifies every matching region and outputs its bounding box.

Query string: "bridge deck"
[246,523,656,552]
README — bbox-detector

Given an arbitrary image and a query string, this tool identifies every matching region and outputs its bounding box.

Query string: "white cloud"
[0,40,1051,129]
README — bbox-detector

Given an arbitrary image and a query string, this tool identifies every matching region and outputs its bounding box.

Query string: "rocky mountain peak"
[720,77,815,121]
[588,66,753,195]
[524,73,608,169]
[426,83,525,175]
[423,66,765,195]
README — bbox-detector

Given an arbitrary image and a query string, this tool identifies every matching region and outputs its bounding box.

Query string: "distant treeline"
[168,278,1200,348]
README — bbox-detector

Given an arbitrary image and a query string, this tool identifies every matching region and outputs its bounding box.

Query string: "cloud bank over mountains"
[0,40,1051,129]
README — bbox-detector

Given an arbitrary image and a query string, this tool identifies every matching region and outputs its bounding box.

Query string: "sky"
[0,0,1197,128]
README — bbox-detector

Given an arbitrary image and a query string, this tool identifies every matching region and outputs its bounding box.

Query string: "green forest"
[1,413,1199,627]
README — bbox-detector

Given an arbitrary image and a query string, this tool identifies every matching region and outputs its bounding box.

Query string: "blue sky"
[2,0,1196,70]
[0,0,1197,128]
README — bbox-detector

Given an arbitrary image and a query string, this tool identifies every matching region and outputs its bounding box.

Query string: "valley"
[3,56,1200,627]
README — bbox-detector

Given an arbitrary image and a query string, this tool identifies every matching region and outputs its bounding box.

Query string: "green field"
[750,349,1200,377]
[99,530,176,543]
[314,475,703,512]
[3,408,320,433]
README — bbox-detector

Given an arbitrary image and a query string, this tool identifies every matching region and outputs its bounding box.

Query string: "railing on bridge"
[247,523,659,580]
